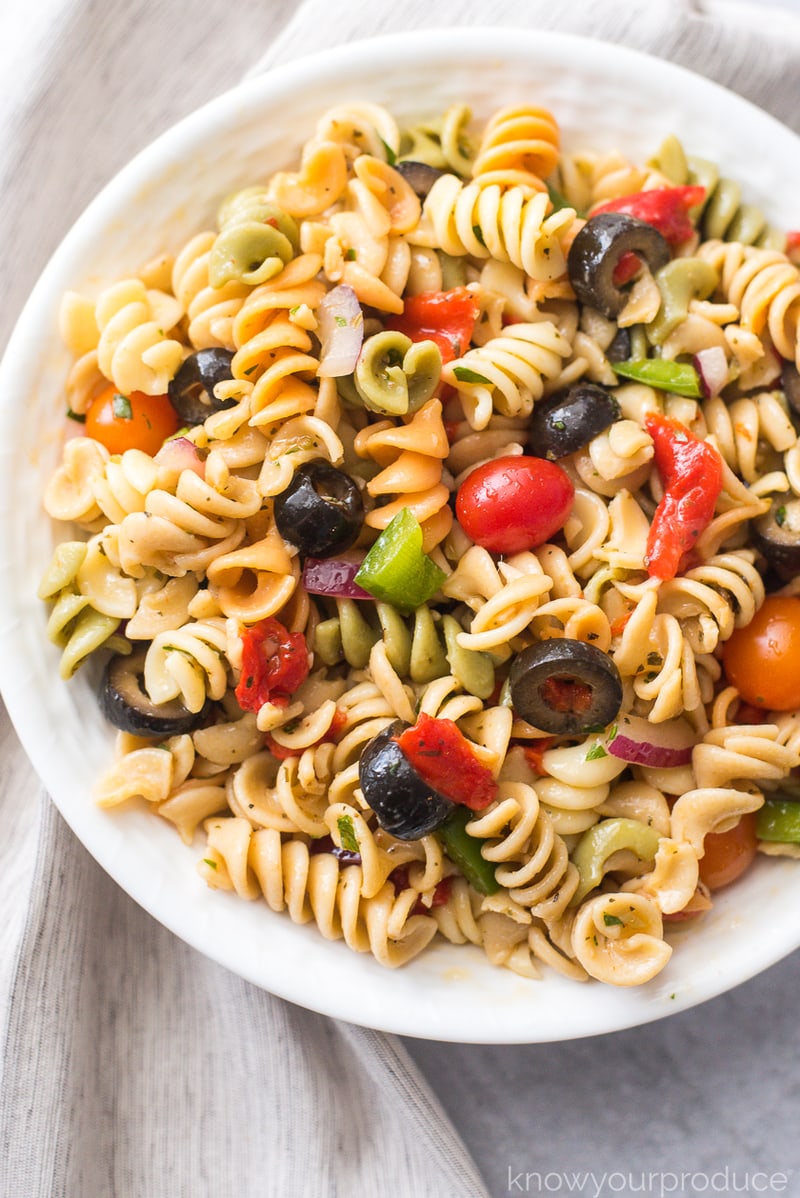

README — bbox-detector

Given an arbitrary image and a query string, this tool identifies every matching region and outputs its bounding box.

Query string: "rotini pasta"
[471,105,560,193]
[39,98,800,992]
[649,134,786,249]
[412,181,577,284]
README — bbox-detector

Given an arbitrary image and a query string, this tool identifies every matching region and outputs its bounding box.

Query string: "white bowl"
[2,27,799,1043]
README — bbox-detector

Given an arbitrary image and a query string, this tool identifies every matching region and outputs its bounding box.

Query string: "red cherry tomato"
[455,455,574,554]
[698,814,758,891]
[722,596,800,711]
[85,384,180,456]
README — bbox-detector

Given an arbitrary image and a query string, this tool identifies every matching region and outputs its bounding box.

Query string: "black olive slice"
[395,160,447,199]
[167,348,236,426]
[752,492,800,579]
[782,361,800,424]
[358,721,454,839]
[567,213,671,319]
[99,648,209,736]
[509,639,623,735]
[274,460,364,558]
[606,326,633,364]
[528,382,621,461]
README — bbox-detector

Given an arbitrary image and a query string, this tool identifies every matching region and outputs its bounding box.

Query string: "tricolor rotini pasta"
[39,99,800,988]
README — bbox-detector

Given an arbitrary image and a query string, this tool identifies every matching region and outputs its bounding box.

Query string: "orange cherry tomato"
[698,813,758,891]
[722,595,800,711]
[85,384,180,456]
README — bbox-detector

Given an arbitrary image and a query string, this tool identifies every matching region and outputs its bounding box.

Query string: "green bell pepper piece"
[756,798,800,843]
[612,358,702,398]
[438,807,500,896]
[354,508,446,613]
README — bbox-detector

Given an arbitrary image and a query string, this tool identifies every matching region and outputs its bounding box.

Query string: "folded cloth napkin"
[1,2,799,1196]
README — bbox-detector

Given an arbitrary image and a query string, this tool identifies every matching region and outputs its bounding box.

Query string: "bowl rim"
[2,25,800,1043]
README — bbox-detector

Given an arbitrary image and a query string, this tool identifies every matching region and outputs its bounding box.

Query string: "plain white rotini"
[442,321,573,429]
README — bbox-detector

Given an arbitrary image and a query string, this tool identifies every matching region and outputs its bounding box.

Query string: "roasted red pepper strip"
[412,876,453,915]
[522,738,555,777]
[395,712,498,811]
[609,610,634,637]
[644,414,723,580]
[389,868,453,914]
[593,185,706,249]
[386,286,479,364]
[235,617,310,712]
[612,250,642,286]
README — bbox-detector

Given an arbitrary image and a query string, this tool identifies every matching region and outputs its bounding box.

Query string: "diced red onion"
[309,834,362,866]
[154,436,205,478]
[693,347,729,400]
[317,284,364,377]
[303,555,371,599]
[607,714,696,768]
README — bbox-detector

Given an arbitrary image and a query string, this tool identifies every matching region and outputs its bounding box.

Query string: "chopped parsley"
[337,814,360,854]
[112,393,132,420]
[379,137,397,165]
[584,743,608,761]
[452,366,491,385]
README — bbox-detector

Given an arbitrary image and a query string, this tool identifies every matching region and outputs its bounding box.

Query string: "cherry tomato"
[698,813,758,891]
[455,455,574,554]
[722,595,800,711]
[85,384,180,456]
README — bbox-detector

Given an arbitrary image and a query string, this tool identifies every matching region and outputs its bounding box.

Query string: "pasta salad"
[38,100,800,987]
